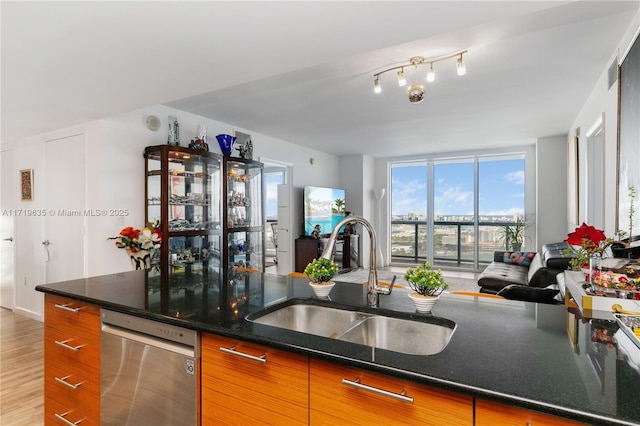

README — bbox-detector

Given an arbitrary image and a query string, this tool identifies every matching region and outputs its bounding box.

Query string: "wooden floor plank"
[0,308,44,426]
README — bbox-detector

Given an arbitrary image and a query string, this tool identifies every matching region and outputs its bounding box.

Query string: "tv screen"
[304,186,346,236]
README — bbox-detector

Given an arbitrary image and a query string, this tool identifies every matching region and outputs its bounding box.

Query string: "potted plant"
[304,257,339,298]
[498,215,529,251]
[404,262,449,313]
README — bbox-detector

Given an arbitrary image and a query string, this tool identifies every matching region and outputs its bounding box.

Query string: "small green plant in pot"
[304,258,339,298]
[404,262,448,312]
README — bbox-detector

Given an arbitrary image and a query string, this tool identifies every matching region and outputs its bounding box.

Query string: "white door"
[276,183,292,275]
[0,150,15,309]
[43,134,86,283]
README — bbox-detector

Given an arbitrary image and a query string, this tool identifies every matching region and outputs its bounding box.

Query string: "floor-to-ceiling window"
[390,163,427,263]
[390,154,525,269]
[478,155,526,262]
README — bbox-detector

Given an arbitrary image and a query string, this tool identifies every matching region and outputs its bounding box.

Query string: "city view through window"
[391,156,526,268]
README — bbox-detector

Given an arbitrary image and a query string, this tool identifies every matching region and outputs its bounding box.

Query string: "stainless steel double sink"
[245,299,456,355]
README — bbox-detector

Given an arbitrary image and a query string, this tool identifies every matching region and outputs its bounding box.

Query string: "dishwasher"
[100,309,199,425]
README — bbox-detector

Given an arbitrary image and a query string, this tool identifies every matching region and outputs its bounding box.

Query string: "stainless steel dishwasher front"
[100,309,198,425]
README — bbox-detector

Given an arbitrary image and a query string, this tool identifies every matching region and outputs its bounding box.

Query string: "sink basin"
[336,316,454,355]
[248,304,365,338]
[246,299,455,355]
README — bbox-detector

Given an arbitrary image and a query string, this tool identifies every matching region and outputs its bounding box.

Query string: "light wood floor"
[0,308,44,425]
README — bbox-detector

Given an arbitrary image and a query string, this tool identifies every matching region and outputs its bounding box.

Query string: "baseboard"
[13,306,43,322]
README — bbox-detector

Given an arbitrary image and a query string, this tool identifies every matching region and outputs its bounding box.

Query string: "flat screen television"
[303,186,346,236]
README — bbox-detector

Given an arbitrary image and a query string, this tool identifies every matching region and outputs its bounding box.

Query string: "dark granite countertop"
[36,270,640,425]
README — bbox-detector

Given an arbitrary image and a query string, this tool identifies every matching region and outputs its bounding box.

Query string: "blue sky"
[391,159,525,216]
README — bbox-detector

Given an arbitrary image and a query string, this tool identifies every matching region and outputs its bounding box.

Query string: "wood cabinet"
[475,399,585,426]
[201,333,309,425]
[295,236,358,273]
[295,238,320,272]
[44,294,101,425]
[309,358,473,425]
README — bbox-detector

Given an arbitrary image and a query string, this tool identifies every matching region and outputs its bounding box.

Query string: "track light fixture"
[373,50,468,103]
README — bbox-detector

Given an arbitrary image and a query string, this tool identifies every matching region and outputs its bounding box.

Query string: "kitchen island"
[36,269,640,425]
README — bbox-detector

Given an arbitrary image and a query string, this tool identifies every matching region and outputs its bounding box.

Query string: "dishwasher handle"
[102,324,195,358]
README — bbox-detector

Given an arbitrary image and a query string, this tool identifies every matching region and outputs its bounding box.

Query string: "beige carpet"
[336,267,480,293]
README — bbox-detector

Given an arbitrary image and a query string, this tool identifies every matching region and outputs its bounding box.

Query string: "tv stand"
[294,235,359,273]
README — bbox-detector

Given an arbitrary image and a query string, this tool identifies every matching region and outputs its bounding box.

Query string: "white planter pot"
[129,250,151,270]
[408,292,439,313]
[309,281,335,298]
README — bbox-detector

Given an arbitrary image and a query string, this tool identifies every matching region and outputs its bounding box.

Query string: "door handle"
[2,237,12,242]
[42,240,51,261]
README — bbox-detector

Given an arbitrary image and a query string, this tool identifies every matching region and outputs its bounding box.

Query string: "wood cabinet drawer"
[45,326,99,369]
[201,333,309,425]
[475,399,586,426]
[310,358,473,426]
[45,395,98,426]
[45,294,100,340]
[45,356,100,397]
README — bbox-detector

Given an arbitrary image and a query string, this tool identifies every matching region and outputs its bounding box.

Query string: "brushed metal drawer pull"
[220,345,267,363]
[54,303,83,313]
[342,377,414,404]
[55,375,83,389]
[54,339,84,352]
[54,410,83,425]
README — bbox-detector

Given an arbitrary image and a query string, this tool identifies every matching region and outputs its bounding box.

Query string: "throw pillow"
[503,251,535,266]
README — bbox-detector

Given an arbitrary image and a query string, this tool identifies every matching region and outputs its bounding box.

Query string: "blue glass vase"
[216,134,236,156]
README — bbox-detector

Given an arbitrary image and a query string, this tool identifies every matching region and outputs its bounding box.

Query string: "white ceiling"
[2,1,638,157]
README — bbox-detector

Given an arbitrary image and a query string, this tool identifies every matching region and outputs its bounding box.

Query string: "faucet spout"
[320,215,392,307]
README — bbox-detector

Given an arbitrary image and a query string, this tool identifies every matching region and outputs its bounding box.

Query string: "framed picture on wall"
[617,32,640,236]
[20,169,33,201]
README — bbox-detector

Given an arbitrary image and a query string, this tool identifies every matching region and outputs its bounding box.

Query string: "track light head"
[407,83,425,104]
[397,68,407,87]
[373,76,382,94]
[426,63,435,83]
[456,54,466,76]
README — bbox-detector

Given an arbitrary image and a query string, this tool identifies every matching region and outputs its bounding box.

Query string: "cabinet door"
[201,333,308,425]
[44,294,101,425]
[475,399,586,426]
[310,358,473,426]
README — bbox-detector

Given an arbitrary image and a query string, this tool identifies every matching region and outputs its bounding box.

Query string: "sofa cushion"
[540,241,574,270]
[503,251,536,266]
[477,261,529,293]
[496,284,561,304]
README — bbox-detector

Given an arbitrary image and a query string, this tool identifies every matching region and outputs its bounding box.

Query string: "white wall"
[568,11,640,237]
[338,154,378,268]
[536,135,568,248]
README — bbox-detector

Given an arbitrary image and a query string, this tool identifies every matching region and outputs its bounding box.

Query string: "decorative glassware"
[216,134,237,156]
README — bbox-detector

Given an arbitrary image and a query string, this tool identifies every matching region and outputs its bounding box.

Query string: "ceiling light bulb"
[456,55,466,76]
[407,83,425,104]
[374,76,382,94]
[426,63,435,83]
[397,69,407,87]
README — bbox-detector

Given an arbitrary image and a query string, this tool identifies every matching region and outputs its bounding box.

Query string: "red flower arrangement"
[109,222,162,253]
[565,223,611,271]
[566,223,607,249]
